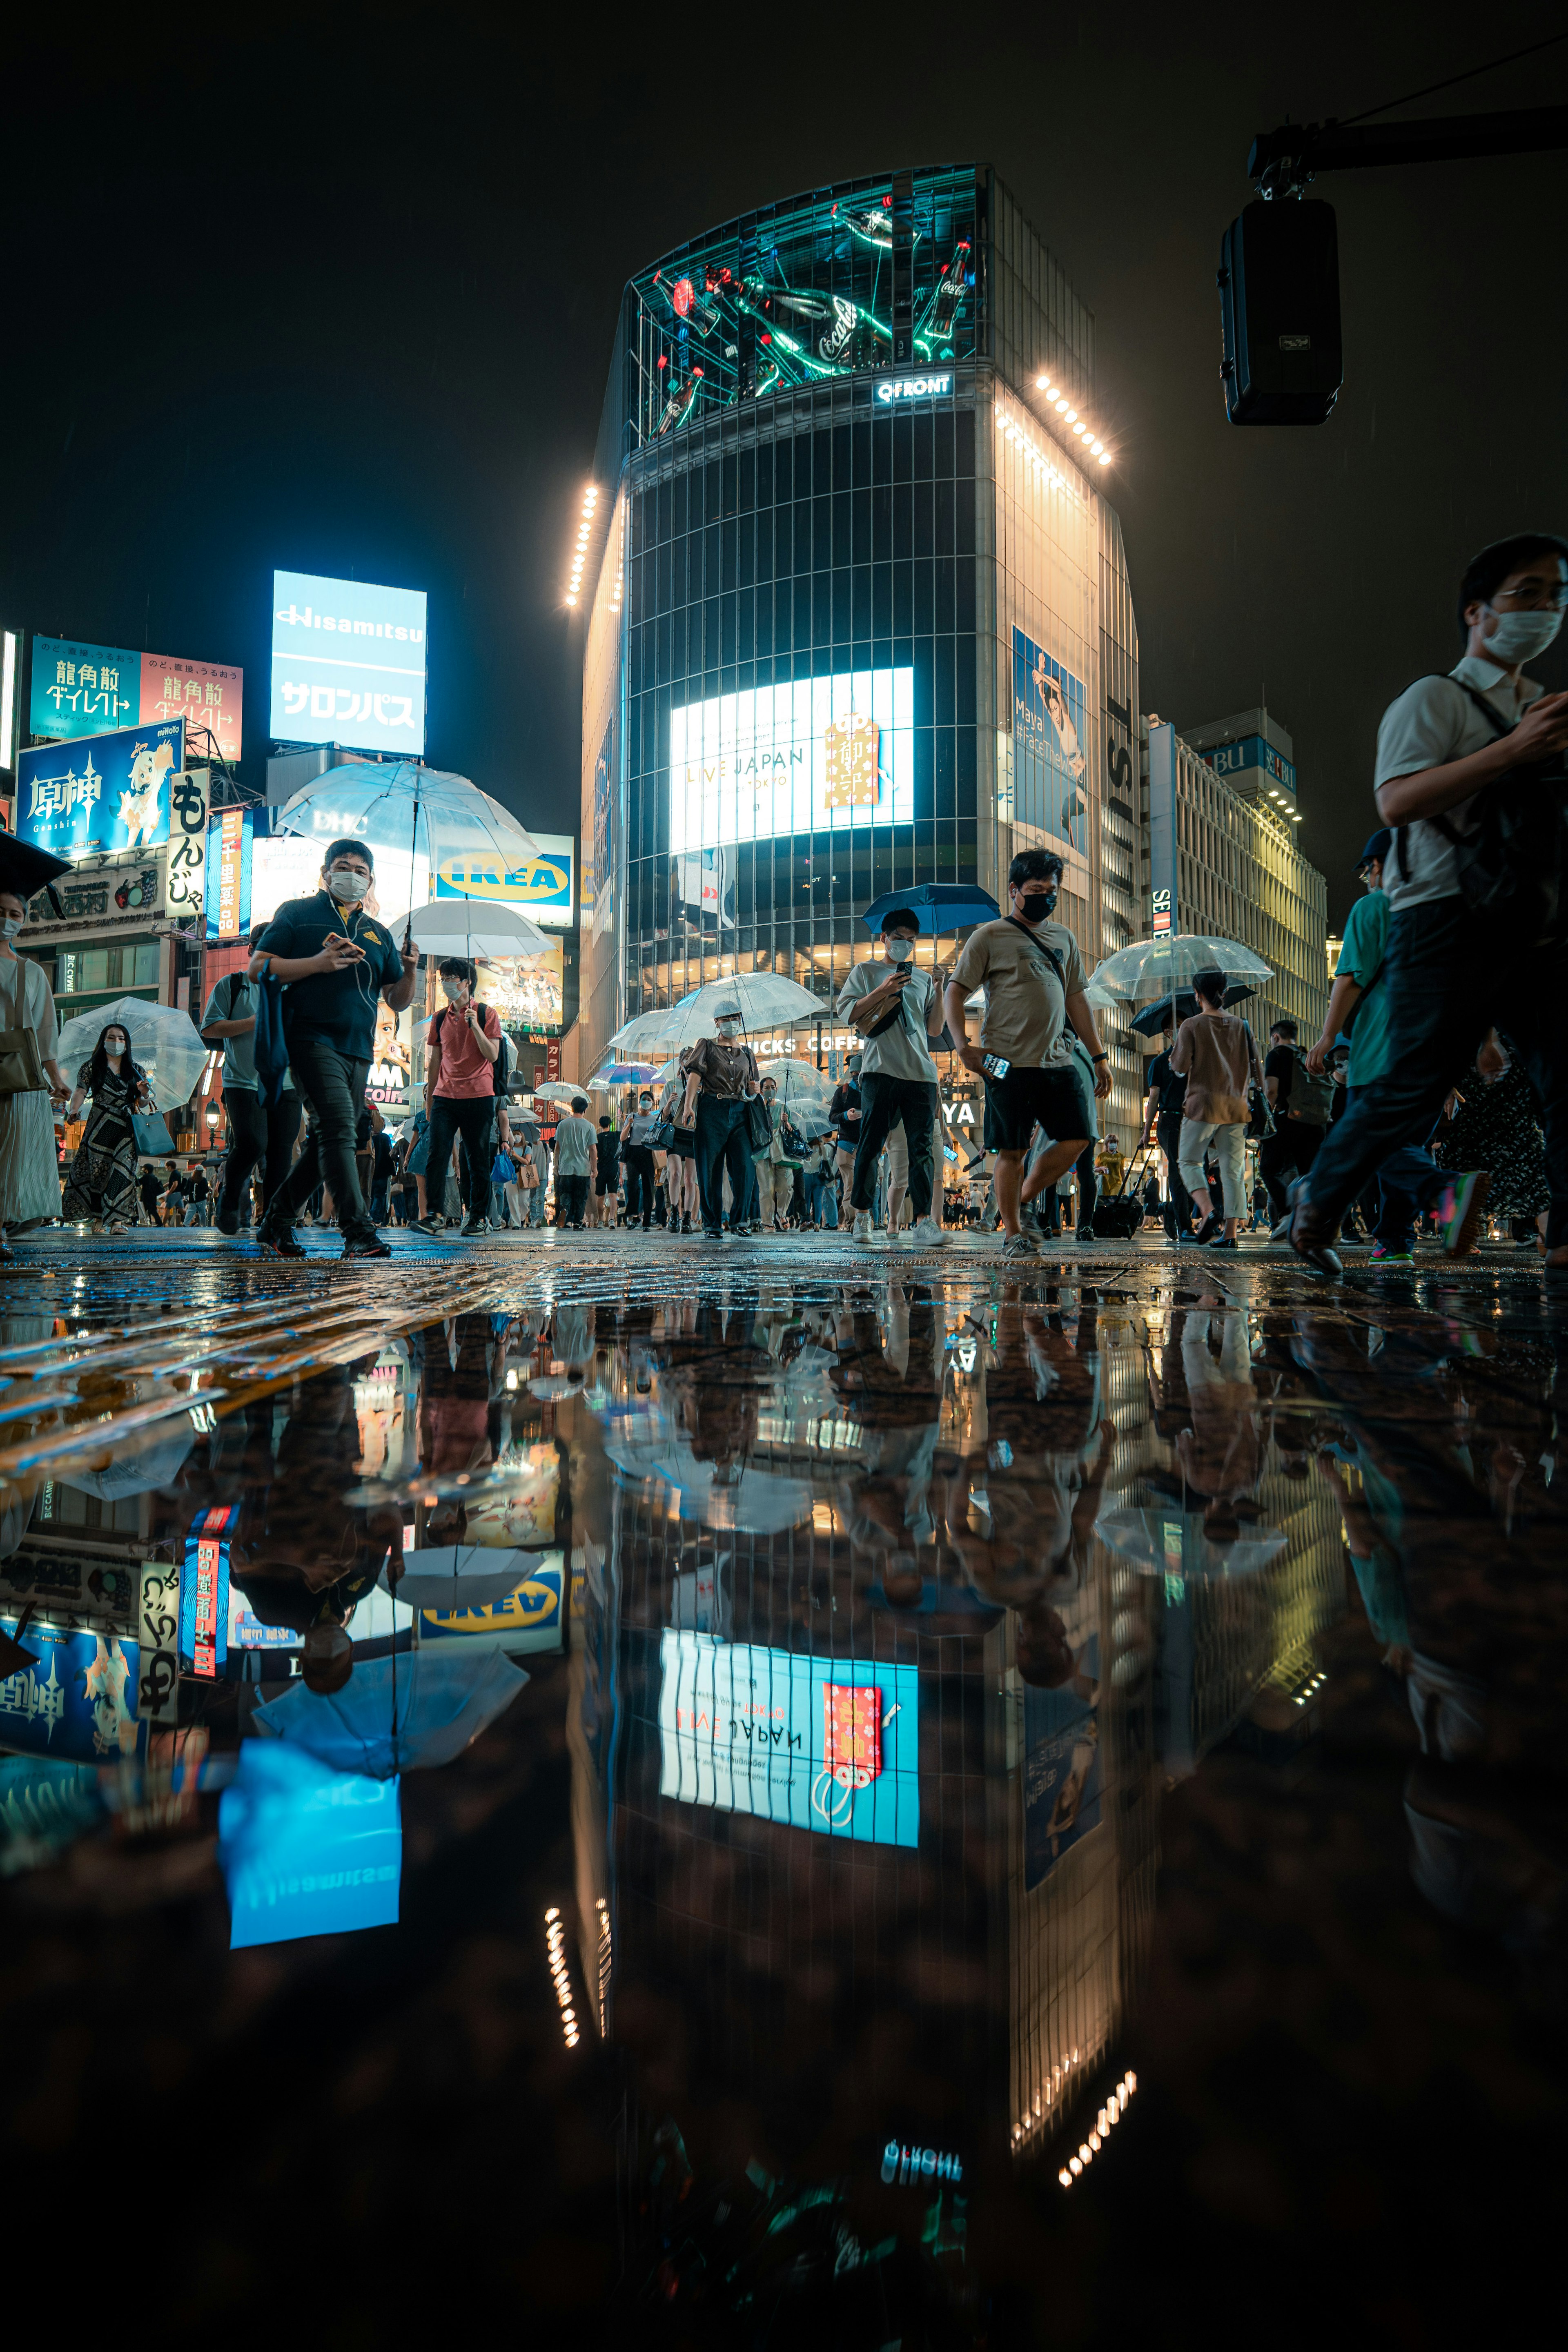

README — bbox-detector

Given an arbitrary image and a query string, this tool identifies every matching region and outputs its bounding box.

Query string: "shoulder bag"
[0,1027,48,1096]
[1392,677,1568,944]
[743,1093,773,1154]
[849,963,910,1040]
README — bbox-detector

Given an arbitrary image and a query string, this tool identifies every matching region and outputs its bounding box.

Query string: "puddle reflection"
[1,1267,1564,2334]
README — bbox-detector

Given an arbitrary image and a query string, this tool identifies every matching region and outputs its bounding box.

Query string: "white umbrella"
[56,996,209,1111]
[382,1545,551,1614]
[276,763,537,946]
[1090,936,1274,1004]
[678,972,821,1029]
[532,1081,580,1105]
[406,900,550,960]
[607,1008,708,1057]
[253,1648,528,1778]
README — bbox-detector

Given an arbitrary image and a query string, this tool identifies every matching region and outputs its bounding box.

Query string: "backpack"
[1392,677,1568,944]
[1282,1045,1334,1127]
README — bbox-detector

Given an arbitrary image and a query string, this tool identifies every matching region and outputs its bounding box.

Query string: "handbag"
[0,1027,48,1095]
[132,1112,176,1156]
[743,1093,773,1154]
[652,1119,676,1151]
[519,1159,539,1190]
[778,1114,808,1163]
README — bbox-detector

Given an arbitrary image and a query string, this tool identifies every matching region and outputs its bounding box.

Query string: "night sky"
[6,7,1564,931]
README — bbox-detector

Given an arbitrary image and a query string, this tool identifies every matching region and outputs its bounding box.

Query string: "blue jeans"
[1342,1086,1441,1251]
[696,1095,751,1234]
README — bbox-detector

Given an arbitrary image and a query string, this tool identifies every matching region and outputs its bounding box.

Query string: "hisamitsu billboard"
[270,570,427,756]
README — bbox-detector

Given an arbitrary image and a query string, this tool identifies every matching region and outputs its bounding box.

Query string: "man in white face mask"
[249,838,419,1260]
[1290,533,1568,1276]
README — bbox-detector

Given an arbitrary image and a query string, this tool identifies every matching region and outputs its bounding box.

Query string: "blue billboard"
[15,719,185,859]
[1022,1630,1101,1890]
[29,637,140,738]
[270,569,427,755]
[1011,626,1089,859]
[658,1631,920,1846]
[0,1616,148,1763]
[218,1741,401,1948]
[434,832,577,930]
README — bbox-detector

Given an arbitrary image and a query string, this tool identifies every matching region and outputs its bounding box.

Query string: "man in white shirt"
[835,907,950,1249]
[1291,532,1568,1275]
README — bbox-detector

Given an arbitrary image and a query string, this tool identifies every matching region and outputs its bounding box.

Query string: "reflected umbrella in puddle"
[252,1647,528,1778]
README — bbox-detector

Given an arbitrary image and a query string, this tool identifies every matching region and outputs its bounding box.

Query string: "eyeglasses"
[1492,581,1568,610]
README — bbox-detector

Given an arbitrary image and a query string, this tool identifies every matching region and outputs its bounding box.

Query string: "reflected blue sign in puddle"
[658,1630,919,1846]
[218,1742,401,1947]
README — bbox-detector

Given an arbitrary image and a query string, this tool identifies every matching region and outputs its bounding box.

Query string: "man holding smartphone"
[249,838,419,1261]
[836,907,950,1248]
[944,850,1111,1260]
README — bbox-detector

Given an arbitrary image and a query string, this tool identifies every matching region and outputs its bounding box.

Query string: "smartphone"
[981,1053,1011,1082]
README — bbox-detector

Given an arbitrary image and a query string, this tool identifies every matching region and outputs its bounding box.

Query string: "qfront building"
[576,165,1145,1129]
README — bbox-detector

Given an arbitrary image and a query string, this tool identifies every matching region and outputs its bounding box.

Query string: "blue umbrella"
[1129,985,1254,1037]
[862,883,1000,934]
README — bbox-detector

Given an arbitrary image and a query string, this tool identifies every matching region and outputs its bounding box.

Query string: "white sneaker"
[852,1210,873,1245]
[906,1215,948,1248]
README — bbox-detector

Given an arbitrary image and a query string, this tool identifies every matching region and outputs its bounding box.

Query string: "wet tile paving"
[0,1227,1562,2343]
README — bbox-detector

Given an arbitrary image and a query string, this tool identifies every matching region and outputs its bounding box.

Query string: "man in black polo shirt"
[249,838,419,1261]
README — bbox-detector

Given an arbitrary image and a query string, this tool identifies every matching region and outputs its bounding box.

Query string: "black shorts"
[595,1169,619,1194]
[666,1129,697,1161]
[983,1062,1093,1154]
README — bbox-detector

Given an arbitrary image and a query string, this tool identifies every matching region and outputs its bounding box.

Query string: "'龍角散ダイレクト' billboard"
[668,668,913,857]
[30,638,243,762]
[270,570,427,756]
[16,720,185,858]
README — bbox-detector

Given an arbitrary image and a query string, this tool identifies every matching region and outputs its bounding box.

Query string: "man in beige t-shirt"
[943,849,1111,1256]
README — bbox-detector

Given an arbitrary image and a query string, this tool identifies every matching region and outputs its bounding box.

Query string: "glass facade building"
[579,166,1142,1130]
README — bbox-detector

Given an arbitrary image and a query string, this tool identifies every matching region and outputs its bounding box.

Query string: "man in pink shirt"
[416,957,502,1238]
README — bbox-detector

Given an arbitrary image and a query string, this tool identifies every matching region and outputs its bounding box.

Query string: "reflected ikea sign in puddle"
[657,1630,919,1846]
[418,1553,565,1652]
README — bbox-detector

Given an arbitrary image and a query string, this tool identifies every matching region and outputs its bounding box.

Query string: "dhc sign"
[875,371,953,404]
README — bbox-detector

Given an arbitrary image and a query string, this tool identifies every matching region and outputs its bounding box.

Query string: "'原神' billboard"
[658,1630,919,1846]
[0,1616,148,1763]
[30,638,243,762]
[15,719,185,859]
[270,570,427,756]
[1011,627,1089,864]
[668,667,914,858]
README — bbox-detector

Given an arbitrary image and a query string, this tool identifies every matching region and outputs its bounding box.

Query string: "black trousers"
[695,1094,752,1234]
[429,1092,494,1222]
[265,1041,376,1245]
[623,1144,657,1223]
[1259,1117,1323,1220]
[557,1172,589,1226]
[220,1088,302,1221]
[1156,1111,1192,1238]
[851,1072,937,1219]
[1308,895,1568,1248]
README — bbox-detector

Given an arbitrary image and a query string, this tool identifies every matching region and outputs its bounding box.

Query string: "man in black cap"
[249,839,419,1260]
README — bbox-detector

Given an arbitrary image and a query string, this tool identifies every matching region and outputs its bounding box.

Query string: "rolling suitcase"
[1091,1142,1156,1239]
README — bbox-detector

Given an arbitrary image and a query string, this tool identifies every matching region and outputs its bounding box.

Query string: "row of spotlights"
[566,483,601,608]
[545,1907,581,2048]
[1035,374,1112,464]
[1058,2072,1137,2186]
[1267,785,1303,825]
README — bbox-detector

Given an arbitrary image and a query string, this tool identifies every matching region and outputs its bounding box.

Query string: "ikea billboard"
[270,569,427,756]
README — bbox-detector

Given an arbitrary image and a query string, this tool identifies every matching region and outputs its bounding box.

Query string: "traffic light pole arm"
[1249,106,1568,195]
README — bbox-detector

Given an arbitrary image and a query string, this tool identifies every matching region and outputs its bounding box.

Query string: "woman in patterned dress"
[1434,1036,1548,1245]
[0,884,68,1258]
[62,1022,151,1234]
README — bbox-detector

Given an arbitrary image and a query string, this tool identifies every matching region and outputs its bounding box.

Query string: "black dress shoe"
[1192,1213,1223,1247]
[342,1236,393,1260]
[1288,1198,1343,1276]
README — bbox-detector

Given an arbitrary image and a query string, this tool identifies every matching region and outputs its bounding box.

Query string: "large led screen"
[668,667,913,858]
[658,1630,919,1846]
[270,570,427,755]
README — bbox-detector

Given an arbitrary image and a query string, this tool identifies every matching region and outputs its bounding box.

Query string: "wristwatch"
[1091,1051,1108,1062]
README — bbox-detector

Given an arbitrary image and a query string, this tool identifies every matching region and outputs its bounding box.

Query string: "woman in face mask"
[0,883,69,1255]
[63,1020,151,1236]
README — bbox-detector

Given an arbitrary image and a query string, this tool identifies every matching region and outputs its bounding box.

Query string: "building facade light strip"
[1033,372,1113,466]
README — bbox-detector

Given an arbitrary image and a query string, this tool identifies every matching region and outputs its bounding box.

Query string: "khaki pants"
[756,1159,792,1224]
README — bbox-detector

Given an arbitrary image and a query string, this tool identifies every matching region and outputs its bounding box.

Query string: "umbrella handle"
[403,783,421,952]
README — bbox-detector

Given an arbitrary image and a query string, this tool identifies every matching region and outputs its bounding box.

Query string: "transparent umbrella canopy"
[406,900,550,961]
[677,971,821,1030]
[275,762,538,942]
[1089,935,1274,1003]
[607,1008,706,1058]
[532,1081,581,1105]
[55,996,210,1111]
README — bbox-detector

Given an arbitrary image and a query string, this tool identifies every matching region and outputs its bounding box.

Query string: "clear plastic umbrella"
[532,1081,580,1104]
[55,996,209,1110]
[253,1648,528,1778]
[761,1058,833,1106]
[608,1007,713,1057]
[678,972,820,1030]
[407,900,550,961]
[275,762,537,946]
[1089,935,1274,1003]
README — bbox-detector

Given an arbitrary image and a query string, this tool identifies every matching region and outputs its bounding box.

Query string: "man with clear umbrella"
[681,1004,761,1240]
[250,839,420,1260]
